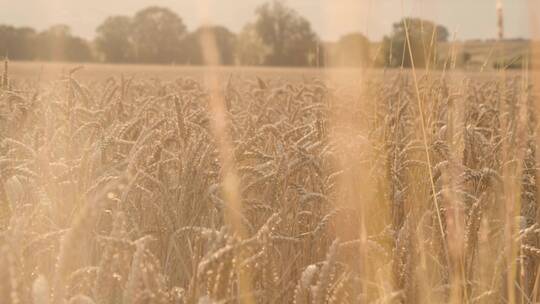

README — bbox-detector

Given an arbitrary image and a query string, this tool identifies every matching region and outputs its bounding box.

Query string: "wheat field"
[0,57,538,304]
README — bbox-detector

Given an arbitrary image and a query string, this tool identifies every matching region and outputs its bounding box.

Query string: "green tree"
[383,18,449,68]
[0,25,36,60]
[131,6,187,63]
[36,25,93,62]
[64,37,93,62]
[236,23,269,66]
[96,16,133,62]
[254,0,318,66]
[335,33,370,67]
[184,26,237,65]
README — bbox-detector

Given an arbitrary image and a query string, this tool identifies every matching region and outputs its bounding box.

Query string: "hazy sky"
[0,0,532,41]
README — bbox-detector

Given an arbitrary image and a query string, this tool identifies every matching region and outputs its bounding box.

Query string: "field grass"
[0,60,539,304]
[369,39,533,70]
[7,61,331,82]
[438,39,531,68]
[6,60,529,83]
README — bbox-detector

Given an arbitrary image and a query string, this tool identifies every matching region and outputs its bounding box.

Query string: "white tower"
[496,0,504,40]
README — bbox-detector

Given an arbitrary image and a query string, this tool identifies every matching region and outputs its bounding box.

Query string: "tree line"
[0,1,450,68]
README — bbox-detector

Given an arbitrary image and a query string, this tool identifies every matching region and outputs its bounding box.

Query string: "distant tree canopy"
[254,0,318,66]
[131,7,187,63]
[334,33,371,67]
[185,26,237,65]
[0,2,470,69]
[236,23,270,66]
[382,18,449,68]
[95,7,189,64]
[0,25,36,60]
[0,24,93,62]
[96,16,133,63]
[38,25,93,62]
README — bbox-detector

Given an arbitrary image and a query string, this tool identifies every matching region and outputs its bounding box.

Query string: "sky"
[0,0,532,41]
